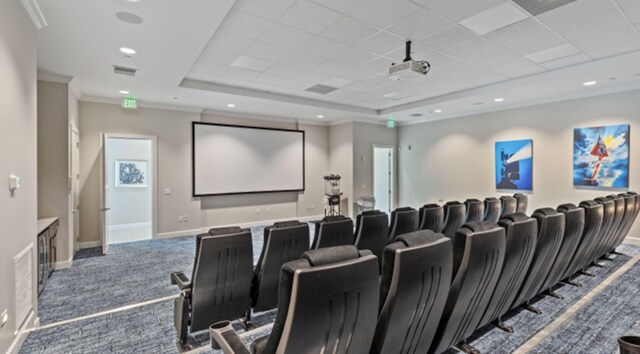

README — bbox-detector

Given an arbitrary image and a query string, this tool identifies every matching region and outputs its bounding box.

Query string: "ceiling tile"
[189,60,228,76]
[230,55,275,72]
[544,10,630,42]
[331,47,379,65]
[537,0,617,26]
[360,56,394,74]
[418,25,478,51]
[357,31,405,56]
[445,38,515,67]
[524,43,581,63]
[322,77,354,88]
[487,57,544,78]
[233,0,297,20]
[258,23,315,50]
[350,0,420,28]
[199,32,254,64]
[413,0,506,22]
[617,0,640,23]
[309,0,366,15]
[320,16,380,45]
[539,53,591,70]
[278,0,343,33]
[243,41,291,62]
[459,2,529,35]
[218,9,274,39]
[512,0,578,16]
[215,67,261,85]
[278,51,327,68]
[383,91,415,100]
[298,36,351,59]
[250,72,290,86]
[485,18,567,56]
[572,25,640,59]
[387,9,453,40]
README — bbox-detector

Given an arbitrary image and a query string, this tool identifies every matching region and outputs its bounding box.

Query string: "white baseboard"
[155,214,324,240]
[7,310,37,354]
[55,257,73,270]
[78,241,101,249]
[623,236,640,246]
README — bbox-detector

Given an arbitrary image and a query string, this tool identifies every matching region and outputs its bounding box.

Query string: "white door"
[99,134,110,254]
[71,127,80,252]
[373,146,394,214]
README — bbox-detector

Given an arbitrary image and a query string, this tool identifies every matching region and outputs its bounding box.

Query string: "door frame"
[101,133,158,251]
[372,144,396,214]
[69,124,80,253]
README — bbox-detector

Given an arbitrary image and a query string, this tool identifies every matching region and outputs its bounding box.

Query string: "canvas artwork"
[573,124,629,188]
[116,160,147,187]
[495,139,533,191]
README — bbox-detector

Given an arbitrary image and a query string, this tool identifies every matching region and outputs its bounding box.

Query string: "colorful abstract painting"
[573,124,629,188]
[495,139,533,191]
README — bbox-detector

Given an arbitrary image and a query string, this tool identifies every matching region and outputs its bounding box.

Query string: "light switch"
[164,188,171,195]
[9,175,20,191]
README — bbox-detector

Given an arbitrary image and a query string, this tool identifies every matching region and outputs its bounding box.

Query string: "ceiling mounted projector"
[389,41,431,80]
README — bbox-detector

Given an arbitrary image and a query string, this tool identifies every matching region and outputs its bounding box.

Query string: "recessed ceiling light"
[227,103,235,108]
[119,47,136,55]
[317,115,324,119]
[584,81,597,86]
[119,90,129,94]
[494,98,504,102]
[433,109,442,113]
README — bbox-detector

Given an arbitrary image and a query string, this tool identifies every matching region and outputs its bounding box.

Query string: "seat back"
[512,208,565,307]
[354,210,389,262]
[514,193,528,214]
[603,195,626,256]
[311,216,354,249]
[429,222,505,354]
[562,201,603,279]
[262,246,379,354]
[617,193,640,249]
[593,197,616,260]
[500,196,517,218]
[388,207,419,243]
[539,204,585,292]
[372,231,452,354]
[252,221,310,312]
[464,199,485,223]
[442,201,466,239]
[479,213,537,327]
[190,229,253,332]
[484,197,501,224]
[610,193,637,251]
[419,204,444,233]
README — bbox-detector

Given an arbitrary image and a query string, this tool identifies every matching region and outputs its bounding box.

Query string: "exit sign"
[122,97,137,109]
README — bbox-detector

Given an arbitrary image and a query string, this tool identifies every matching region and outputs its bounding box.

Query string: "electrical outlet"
[1,309,8,328]
[164,188,171,195]
[178,215,189,222]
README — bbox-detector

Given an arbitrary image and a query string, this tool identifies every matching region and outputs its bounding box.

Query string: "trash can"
[619,336,640,354]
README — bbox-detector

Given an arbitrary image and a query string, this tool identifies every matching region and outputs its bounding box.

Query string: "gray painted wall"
[399,89,640,239]
[0,2,38,352]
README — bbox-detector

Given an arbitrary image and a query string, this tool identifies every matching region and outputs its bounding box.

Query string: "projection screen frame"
[192,122,305,197]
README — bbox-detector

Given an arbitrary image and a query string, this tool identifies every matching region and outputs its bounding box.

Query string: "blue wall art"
[573,124,629,188]
[116,160,147,188]
[495,139,533,191]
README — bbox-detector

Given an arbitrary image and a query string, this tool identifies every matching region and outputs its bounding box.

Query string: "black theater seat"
[479,213,537,332]
[593,197,616,261]
[561,201,603,285]
[500,196,517,218]
[601,195,625,258]
[615,193,640,251]
[211,246,380,354]
[464,198,485,223]
[429,221,505,354]
[388,207,419,243]
[514,193,528,214]
[484,197,501,224]
[442,201,466,239]
[419,203,444,233]
[511,208,565,313]
[372,230,452,354]
[608,193,637,253]
[311,215,354,249]
[354,210,389,263]
[171,227,253,347]
[251,221,309,313]
[538,204,585,297]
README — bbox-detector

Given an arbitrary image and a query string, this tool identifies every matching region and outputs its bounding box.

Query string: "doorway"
[70,125,80,253]
[100,135,156,252]
[373,146,395,214]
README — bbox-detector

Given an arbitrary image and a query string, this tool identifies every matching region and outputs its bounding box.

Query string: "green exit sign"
[122,97,137,109]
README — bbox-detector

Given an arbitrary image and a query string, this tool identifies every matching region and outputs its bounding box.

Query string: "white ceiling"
[35,0,640,124]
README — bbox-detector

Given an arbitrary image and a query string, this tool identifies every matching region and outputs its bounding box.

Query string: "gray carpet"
[530,258,640,354]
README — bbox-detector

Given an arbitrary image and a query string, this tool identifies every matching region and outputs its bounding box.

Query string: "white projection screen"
[192,122,305,196]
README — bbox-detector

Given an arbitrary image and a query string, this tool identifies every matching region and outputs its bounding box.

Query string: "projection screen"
[192,122,305,196]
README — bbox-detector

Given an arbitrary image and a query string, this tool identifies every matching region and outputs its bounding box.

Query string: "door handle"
[99,207,111,212]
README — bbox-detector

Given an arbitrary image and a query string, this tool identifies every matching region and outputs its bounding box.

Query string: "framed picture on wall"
[573,124,629,188]
[495,139,533,191]
[115,160,147,188]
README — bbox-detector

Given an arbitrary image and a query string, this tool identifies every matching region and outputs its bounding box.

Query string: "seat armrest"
[170,272,192,290]
[210,321,251,354]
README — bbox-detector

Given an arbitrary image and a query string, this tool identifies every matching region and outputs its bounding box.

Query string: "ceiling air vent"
[512,0,577,16]
[305,84,338,95]
[113,65,137,77]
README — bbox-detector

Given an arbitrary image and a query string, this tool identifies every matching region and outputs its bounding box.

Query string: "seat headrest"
[628,191,638,195]
[361,210,384,216]
[394,207,415,212]
[557,203,578,212]
[485,197,498,201]
[323,215,347,222]
[421,203,441,209]
[500,196,515,201]
[209,226,243,236]
[395,230,444,247]
[607,194,622,200]
[580,200,599,208]
[465,198,481,204]
[461,221,499,233]
[513,193,524,197]
[303,245,361,267]
[445,201,462,206]
[501,212,530,223]
[533,207,558,216]
[273,220,302,228]
[595,196,612,203]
